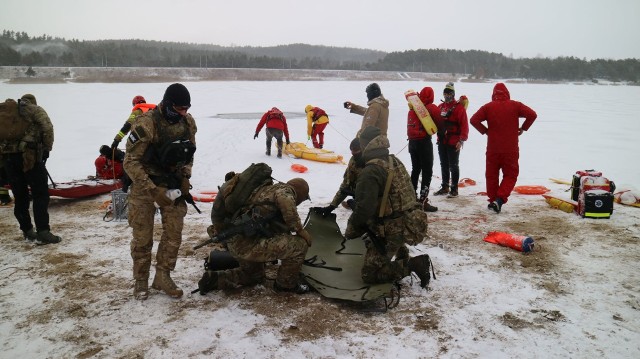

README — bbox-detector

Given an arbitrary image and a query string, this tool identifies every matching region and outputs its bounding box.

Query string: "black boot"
[408,254,433,289]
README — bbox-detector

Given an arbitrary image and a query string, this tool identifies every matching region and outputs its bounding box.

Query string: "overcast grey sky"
[2,0,638,60]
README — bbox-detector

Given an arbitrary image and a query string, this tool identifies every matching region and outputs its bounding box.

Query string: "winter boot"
[408,254,432,289]
[151,270,183,298]
[197,270,219,295]
[277,150,282,159]
[265,148,271,156]
[23,228,37,242]
[433,185,449,196]
[488,198,504,213]
[423,200,438,212]
[134,279,149,300]
[447,187,458,198]
[35,230,61,245]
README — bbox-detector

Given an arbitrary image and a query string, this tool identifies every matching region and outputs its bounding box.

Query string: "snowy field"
[0,80,639,358]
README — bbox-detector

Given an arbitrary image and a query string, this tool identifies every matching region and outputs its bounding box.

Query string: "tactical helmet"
[132,95,146,106]
[287,178,310,205]
[304,105,313,113]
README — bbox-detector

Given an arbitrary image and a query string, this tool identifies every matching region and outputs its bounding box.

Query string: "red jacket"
[437,97,469,146]
[407,87,443,140]
[255,108,290,140]
[470,83,537,153]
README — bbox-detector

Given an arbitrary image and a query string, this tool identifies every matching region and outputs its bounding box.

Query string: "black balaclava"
[161,83,191,124]
[366,83,381,101]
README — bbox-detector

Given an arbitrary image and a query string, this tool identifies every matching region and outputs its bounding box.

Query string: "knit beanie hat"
[366,83,382,101]
[444,82,455,95]
[163,83,191,107]
[21,94,37,105]
[359,126,381,149]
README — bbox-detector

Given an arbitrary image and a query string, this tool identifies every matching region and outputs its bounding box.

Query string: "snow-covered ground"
[0,80,639,358]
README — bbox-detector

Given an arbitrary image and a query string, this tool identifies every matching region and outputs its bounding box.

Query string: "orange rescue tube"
[191,191,217,203]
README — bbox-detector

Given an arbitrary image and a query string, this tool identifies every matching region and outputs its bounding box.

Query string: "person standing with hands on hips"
[470,82,537,214]
[434,82,469,198]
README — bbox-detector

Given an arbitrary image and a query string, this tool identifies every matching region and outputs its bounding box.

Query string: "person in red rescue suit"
[124,83,197,300]
[254,107,290,158]
[407,87,443,213]
[470,82,537,213]
[434,82,469,198]
[305,105,329,149]
[111,95,157,151]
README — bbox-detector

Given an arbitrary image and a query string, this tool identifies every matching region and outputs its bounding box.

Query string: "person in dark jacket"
[254,107,290,158]
[344,126,433,289]
[470,83,537,213]
[407,87,442,212]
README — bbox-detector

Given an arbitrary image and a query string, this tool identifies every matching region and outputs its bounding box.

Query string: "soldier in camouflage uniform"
[345,126,432,288]
[2,94,61,244]
[200,178,312,294]
[124,83,197,300]
[318,138,364,216]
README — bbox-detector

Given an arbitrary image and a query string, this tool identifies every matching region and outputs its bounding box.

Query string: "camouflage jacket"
[329,156,363,207]
[346,135,418,238]
[124,108,196,193]
[3,100,55,153]
[249,183,304,234]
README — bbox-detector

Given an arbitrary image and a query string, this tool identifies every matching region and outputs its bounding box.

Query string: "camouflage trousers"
[128,185,187,280]
[362,218,410,284]
[219,233,309,289]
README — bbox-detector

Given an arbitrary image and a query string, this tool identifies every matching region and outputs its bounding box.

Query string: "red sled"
[48,178,123,199]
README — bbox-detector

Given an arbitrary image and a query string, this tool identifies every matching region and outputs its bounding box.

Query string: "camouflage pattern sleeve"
[30,106,55,151]
[123,114,156,193]
[330,157,357,207]
[274,186,304,233]
[346,165,385,236]
[182,114,197,178]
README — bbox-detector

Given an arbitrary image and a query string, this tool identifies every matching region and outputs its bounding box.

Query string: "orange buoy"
[191,191,217,203]
[484,231,534,253]
[291,164,308,173]
[513,185,550,195]
[457,178,476,187]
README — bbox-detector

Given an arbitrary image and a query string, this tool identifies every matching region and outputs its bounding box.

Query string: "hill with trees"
[1,30,638,83]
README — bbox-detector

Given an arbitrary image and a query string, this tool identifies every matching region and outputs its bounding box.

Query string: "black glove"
[42,150,50,162]
[343,101,351,109]
[286,139,290,145]
[111,139,120,150]
[254,133,259,139]
[319,205,336,217]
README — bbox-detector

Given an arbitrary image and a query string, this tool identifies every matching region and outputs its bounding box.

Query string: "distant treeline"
[1,30,638,82]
